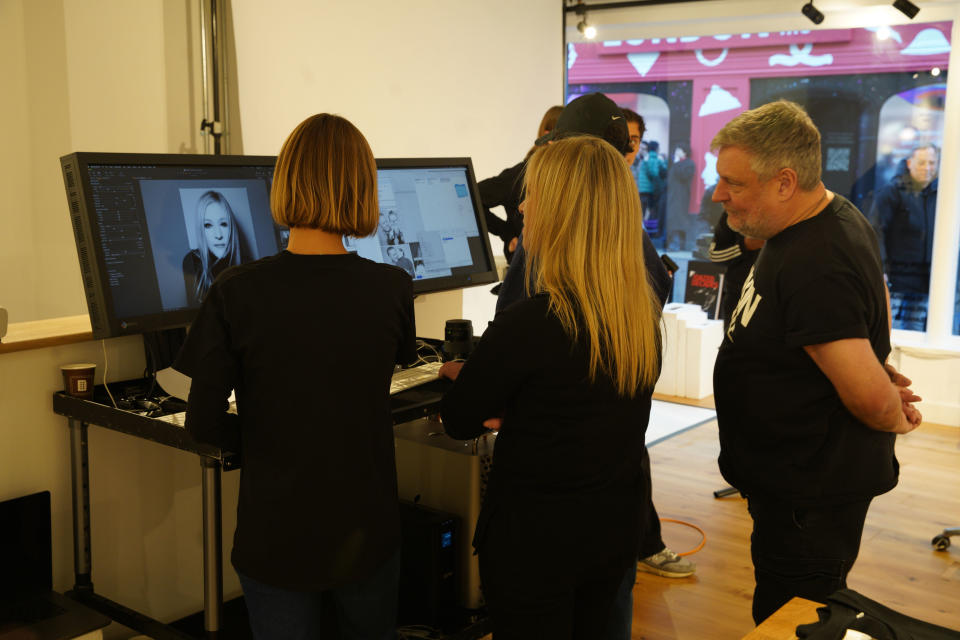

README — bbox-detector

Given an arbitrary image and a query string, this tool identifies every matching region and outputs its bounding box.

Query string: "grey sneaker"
[638,547,696,578]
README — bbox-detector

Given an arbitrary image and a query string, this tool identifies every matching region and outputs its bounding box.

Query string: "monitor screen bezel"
[373,157,499,296]
[65,153,500,339]
[63,151,279,338]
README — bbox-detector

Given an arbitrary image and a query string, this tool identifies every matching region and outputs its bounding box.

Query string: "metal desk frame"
[53,380,447,639]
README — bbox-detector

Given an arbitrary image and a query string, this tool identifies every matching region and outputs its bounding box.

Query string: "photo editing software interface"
[64,154,496,338]
[347,160,496,291]
[64,155,282,335]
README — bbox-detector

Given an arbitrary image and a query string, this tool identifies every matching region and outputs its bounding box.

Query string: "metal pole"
[200,457,223,634]
[210,0,222,155]
[68,418,93,589]
[199,0,212,155]
[216,0,231,154]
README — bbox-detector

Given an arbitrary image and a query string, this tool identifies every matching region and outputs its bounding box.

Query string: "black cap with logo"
[535,92,630,154]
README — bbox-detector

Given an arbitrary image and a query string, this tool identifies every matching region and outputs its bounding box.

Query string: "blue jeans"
[238,549,400,640]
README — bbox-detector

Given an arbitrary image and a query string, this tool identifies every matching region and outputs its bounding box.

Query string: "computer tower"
[398,500,459,628]
[395,417,494,610]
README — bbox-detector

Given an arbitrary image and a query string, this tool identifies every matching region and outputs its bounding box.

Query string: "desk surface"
[53,385,239,467]
[53,376,449,468]
[743,597,822,640]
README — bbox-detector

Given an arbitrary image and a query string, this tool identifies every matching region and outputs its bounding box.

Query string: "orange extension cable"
[659,518,707,557]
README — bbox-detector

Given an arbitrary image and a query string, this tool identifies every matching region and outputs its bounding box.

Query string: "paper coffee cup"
[61,363,96,398]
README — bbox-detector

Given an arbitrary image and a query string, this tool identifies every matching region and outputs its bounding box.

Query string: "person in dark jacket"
[478,105,563,262]
[869,143,939,331]
[440,135,663,639]
[665,142,696,250]
[495,93,694,640]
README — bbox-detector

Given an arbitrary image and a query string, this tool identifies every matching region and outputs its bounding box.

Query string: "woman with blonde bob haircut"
[271,113,379,235]
[440,135,663,639]
[175,113,416,640]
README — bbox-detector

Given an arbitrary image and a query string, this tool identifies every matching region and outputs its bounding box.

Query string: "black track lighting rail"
[564,0,708,13]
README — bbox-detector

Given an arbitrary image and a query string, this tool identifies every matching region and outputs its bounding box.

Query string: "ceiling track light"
[577,19,597,39]
[893,0,920,19]
[573,1,597,39]
[801,2,825,24]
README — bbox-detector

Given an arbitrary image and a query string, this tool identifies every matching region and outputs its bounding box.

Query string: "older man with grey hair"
[710,100,922,624]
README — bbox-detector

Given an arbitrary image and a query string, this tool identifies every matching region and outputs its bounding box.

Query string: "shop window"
[567,23,952,329]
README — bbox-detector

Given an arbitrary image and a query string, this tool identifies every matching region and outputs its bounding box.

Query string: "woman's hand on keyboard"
[439,361,464,381]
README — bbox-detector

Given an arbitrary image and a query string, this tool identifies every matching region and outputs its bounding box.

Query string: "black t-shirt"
[442,294,657,557]
[713,195,898,506]
[174,250,416,591]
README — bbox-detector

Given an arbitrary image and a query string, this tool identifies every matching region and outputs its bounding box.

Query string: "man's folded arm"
[803,338,918,434]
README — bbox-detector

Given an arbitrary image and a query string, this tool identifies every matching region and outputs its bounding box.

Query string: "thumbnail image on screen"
[343,161,496,293]
[139,179,277,312]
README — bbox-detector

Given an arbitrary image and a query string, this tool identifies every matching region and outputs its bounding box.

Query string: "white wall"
[0,338,245,630]
[229,0,561,338]
[230,0,561,184]
[0,0,203,324]
[0,0,561,633]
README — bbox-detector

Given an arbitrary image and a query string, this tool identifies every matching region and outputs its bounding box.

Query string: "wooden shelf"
[653,392,715,410]
[0,315,93,354]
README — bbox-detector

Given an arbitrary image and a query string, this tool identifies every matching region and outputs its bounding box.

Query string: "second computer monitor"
[346,158,498,294]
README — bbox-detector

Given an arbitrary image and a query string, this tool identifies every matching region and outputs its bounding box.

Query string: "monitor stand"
[141,327,187,399]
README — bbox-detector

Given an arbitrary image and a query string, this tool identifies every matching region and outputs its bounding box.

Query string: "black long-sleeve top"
[441,294,658,550]
[174,251,416,591]
[478,161,525,259]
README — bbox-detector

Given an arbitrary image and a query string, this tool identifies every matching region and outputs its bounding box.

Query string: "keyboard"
[155,401,236,428]
[390,361,444,395]
[154,367,440,426]
[156,411,186,427]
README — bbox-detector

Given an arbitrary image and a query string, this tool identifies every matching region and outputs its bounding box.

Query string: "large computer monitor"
[61,152,283,339]
[63,154,499,340]
[350,158,498,295]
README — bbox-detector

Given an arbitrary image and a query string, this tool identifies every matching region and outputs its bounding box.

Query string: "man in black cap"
[493,92,695,640]
[497,93,669,314]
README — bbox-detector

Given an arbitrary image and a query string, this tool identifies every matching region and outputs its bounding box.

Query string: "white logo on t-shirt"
[727,266,762,342]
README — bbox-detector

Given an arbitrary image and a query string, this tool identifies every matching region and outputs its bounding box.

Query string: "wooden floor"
[477,419,960,639]
[630,419,960,639]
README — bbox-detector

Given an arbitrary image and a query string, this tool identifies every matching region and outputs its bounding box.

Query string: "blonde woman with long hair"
[440,136,662,639]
